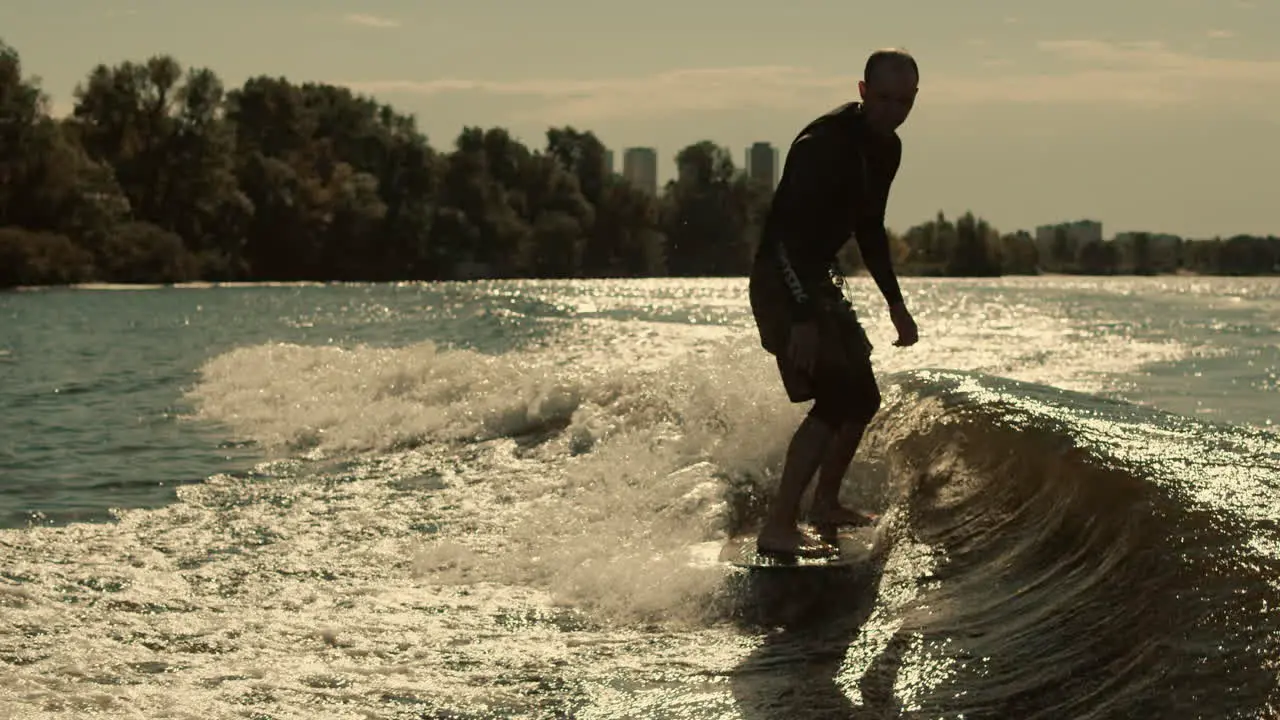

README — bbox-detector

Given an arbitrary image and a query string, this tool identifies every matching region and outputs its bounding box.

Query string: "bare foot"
[755,525,836,558]
[809,505,877,529]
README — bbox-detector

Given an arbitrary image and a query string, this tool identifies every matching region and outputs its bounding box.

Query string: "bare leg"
[810,420,876,527]
[756,413,836,555]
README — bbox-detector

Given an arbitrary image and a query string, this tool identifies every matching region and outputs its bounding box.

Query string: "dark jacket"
[751,102,904,323]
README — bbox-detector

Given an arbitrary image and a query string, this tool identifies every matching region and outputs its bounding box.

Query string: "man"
[748,48,921,557]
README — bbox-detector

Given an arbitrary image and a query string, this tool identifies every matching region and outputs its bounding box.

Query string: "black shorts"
[749,270,882,426]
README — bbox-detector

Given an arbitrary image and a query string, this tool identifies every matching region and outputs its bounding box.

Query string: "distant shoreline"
[6,270,1277,294]
[4,42,1276,291]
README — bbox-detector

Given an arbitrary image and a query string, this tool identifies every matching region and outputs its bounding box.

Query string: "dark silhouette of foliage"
[2,40,1276,288]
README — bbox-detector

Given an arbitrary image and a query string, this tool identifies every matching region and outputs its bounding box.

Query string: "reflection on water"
[1,277,1278,717]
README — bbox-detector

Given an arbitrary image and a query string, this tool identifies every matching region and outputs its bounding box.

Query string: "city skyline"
[604,141,780,196]
[598,145,1256,242]
[2,1,1278,238]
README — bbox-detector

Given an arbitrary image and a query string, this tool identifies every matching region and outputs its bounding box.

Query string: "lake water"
[1,276,1278,718]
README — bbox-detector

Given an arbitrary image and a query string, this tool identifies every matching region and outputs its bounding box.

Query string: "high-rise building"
[603,150,615,176]
[745,142,779,189]
[622,147,658,195]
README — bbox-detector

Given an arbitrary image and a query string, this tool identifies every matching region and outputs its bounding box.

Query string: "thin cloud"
[934,40,1280,106]
[343,13,400,29]
[341,40,1280,121]
[1207,29,1234,39]
[348,67,852,122]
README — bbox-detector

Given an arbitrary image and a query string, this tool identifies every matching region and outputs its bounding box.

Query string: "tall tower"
[622,147,658,195]
[745,142,779,189]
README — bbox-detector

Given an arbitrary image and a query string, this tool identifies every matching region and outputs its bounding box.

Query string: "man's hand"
[889,302,918,347]
[787,320,821,374]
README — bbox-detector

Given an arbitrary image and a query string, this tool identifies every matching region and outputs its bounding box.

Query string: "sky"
[3,0,1278,239]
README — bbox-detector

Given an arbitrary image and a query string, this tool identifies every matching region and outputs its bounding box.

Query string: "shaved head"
[858,48,919,135]
[864,48,919,84]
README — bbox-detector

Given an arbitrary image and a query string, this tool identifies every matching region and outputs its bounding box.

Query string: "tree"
[0,39,49,226]
[430,127,533,278]
[999,232,1039,275]
[660,141,761,276]
[545,126,607,207]
[591,178,666,276]
[900,211,957,275]
[947,211,1001,276]
[0,228,94,287]
[1,39,131,275]
[0,38,1273,286]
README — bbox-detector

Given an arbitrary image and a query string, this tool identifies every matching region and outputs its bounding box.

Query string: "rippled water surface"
[1,276,1278,718]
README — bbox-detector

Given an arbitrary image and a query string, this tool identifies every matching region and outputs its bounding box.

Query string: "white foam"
[10,276,1267,717]
[180,281,1196,627]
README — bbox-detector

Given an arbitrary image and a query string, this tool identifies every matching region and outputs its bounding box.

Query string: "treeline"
[2,41,1277,289]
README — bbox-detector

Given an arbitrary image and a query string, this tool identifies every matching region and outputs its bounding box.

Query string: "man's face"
[858,62,918,135]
